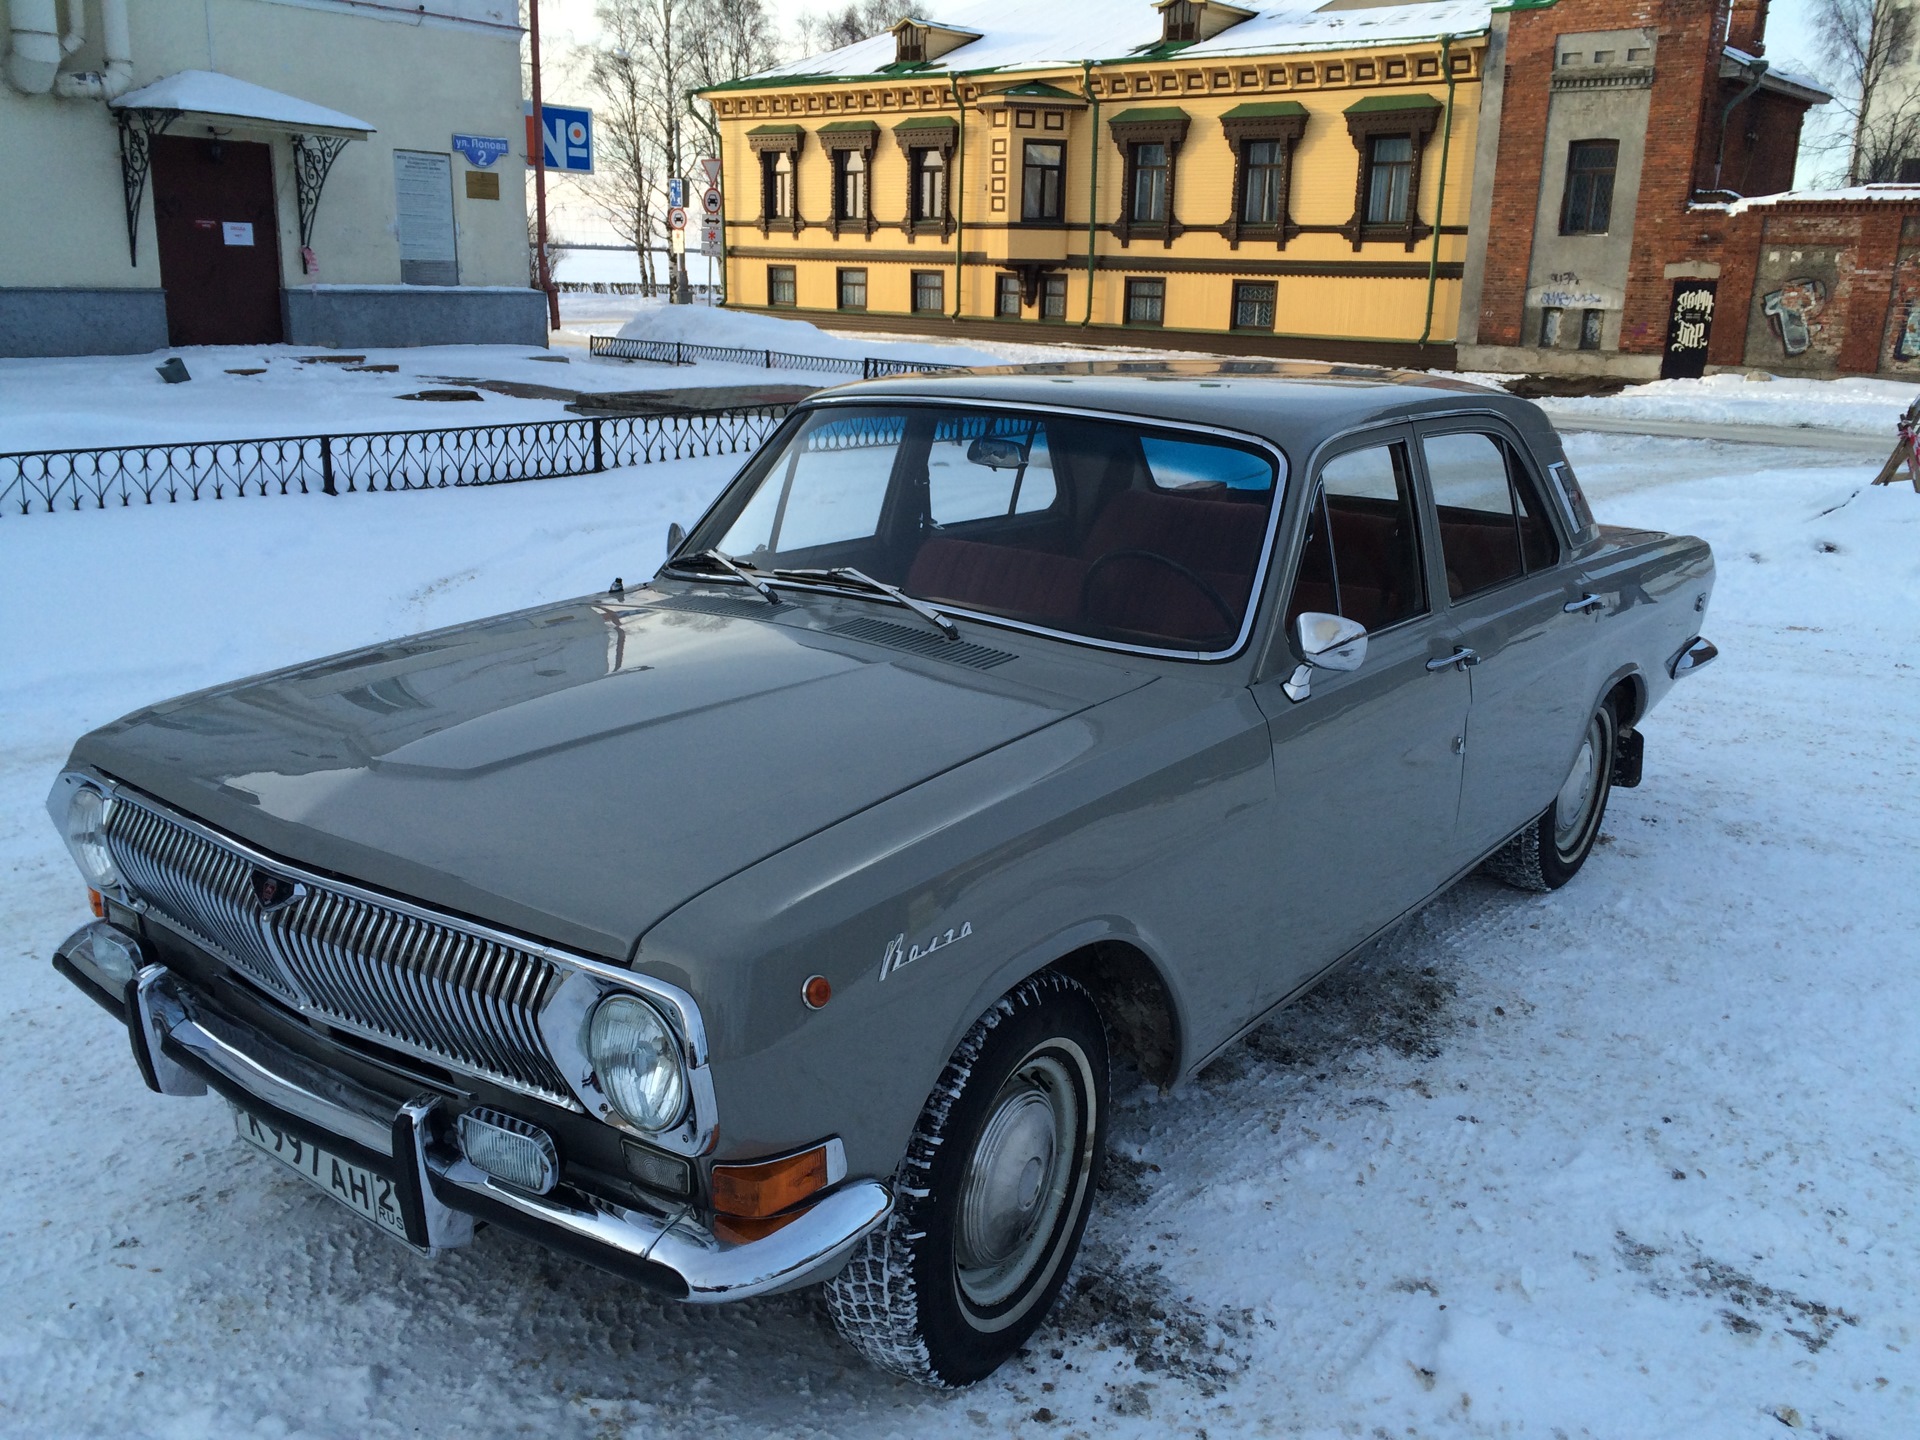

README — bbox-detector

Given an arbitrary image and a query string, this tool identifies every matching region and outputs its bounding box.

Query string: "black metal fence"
[2,405,793,516]
[589,333,966,379]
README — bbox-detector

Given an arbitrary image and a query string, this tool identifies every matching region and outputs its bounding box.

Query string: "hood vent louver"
[828,616,1016,670]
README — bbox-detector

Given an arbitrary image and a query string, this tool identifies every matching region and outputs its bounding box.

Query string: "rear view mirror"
[966,435,1027,470]
[666,521,686,560]
[1282,611,1368,703]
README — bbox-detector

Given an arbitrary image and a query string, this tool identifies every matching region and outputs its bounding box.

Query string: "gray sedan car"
[46,362,1715,1385]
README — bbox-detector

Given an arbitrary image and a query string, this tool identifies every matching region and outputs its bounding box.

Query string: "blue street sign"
[536,105,593,173]
[667,178,684,207]
[453,134,510,168]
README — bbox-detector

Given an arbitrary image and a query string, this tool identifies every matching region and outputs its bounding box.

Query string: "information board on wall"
[394,151,459,286]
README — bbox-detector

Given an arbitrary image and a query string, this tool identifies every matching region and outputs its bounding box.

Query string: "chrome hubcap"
[956,1055,1077,1308]
[1553,719,1603,855]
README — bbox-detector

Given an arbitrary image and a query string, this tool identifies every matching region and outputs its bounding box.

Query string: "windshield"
[684,403,1285,655]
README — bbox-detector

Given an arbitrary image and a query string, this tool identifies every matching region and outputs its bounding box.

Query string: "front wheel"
[1482,702,1618,892]
[825,972,1108,1386]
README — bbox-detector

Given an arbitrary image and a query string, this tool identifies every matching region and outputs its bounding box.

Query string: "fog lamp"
[87,925,145,988]
[61,785,121,892]
[587,993,687,1133]
[457,1108,559,1195]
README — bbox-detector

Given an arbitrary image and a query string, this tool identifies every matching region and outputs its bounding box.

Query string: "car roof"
[815,359,1548,461]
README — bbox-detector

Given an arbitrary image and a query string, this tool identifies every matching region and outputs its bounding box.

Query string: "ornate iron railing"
[588,333,967,379]
[1,405,795,516]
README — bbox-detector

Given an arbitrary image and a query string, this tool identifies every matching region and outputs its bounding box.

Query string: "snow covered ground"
[1,415,1917,1437]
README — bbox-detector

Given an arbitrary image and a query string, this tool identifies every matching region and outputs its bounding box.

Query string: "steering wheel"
[1079,549,1238,635]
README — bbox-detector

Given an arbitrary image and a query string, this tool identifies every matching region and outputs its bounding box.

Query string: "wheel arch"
[1601,666,1646,728]
[1047,939,1182,1089]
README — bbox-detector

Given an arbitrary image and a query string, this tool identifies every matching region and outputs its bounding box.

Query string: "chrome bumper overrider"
[1669,634,1718,679]
[52,921,893,1302]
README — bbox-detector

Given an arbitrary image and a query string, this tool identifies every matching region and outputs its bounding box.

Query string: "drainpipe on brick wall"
[1418,36,1459,348]
[950,76,968,321]
[1082,60,1102,326]
[1712,56,1769,195]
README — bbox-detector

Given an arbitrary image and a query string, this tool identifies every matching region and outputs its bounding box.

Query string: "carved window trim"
[747,126,805,238]
[1222,109,1306,250]
[1340,101,1439,252]
[1108,109,1190,248]
[893,120,958,242]
[820,123,880,239]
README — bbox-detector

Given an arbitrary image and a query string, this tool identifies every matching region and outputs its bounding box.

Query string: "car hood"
[73,590,1146,959]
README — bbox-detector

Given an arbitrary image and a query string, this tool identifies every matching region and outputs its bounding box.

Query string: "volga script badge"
[879,921,973,981]
[250,869,307,915]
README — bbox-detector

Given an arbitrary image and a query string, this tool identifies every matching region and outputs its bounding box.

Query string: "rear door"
[1414,419,1591,858]
[1252,425,1470,1001]
[150,136,284,346]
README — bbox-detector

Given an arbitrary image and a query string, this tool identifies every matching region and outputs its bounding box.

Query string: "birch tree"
[1816,0,1920,182]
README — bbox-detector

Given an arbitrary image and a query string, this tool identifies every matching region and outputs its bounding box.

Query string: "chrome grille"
[105,793,573,1104]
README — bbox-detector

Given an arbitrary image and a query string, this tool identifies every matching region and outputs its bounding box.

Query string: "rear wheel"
[1483,702,1617,892]
[825,972,1108,1386]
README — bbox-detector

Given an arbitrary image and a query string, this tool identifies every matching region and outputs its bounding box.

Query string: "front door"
[1415,421,1592,858]
[151,136,284,346]
[1252,426,1470,1005]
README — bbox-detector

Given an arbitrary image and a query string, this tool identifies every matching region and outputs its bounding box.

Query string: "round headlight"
[587,994,687,1132]
[63,785,120,891]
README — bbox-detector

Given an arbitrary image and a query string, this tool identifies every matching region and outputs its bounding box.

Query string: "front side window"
[911,148,947,223]
[837,268,867,311]
[995,273,1022,318]
[1365,135,1412,224]
[688,404,1284,655]
[768,265,796,308]
[912,269,944,313]
[835,149,868,222]
[1424,431,1558,600]
[1231,280,1275,330]
[763,150,794,220]
[1242,139,1285,224]
[1561,139,1617,235]
[1130,142,1168,223]
[1125,277,1165,325]
[1041,273,1068,321]
[1287,441,1427,632]
[1022,141,1065,221]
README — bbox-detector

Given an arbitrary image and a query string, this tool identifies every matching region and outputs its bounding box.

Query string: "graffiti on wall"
[1761,277,1828,357]
[1884,246,1920,371]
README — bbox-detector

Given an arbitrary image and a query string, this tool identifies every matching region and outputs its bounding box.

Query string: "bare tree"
[1816,0,1920,182]
[687,0,783,151]
[797,0,912,56]
[584,0,666,295]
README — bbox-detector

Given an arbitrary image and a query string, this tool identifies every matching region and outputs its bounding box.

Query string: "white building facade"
[1,0,545,356]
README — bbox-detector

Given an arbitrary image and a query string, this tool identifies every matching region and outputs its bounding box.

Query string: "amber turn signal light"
[88,888,104,918]
[711,1143,834,1219]
[801,974,831,1009]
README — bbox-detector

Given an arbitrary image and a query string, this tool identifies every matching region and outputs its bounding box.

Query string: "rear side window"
[1287,441,1427,633]
[1546,460,1597,537]
[1423,431,1558,601]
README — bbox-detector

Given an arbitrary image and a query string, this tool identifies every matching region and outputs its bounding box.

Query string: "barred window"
[912,269,945,313]
[768,265,796,308]
[1231,281,1275,331]
[1125,277,1165,326]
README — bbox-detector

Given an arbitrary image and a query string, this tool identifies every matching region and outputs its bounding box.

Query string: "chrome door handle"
[1426,647,1480,672]
[1564,593,1605,614]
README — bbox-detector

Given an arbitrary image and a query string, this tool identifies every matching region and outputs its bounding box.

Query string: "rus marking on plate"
[880,920,973,980]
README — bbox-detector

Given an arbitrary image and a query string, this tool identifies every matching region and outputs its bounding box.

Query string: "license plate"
[232,1106,411,1243]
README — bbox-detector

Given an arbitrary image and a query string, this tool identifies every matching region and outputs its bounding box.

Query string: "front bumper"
[54,921,892,1302]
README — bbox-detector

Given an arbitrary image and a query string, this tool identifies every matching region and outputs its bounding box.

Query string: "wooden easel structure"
[1872,397,1920,492]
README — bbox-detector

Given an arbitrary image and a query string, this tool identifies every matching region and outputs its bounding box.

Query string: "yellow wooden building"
[698,0,1491,364]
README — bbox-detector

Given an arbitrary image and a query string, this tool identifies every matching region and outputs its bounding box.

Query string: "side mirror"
[666,521,686,560]
[1282,611,1368,703]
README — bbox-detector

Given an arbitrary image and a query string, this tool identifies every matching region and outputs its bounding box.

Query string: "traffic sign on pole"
[701,186,722,218]
[699,221,723,257]
[667,178,684,208]
[667,206,687,231]
[700,157,722,184]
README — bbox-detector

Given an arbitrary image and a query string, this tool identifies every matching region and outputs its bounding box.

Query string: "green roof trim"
[746,123,805,135]
[1110,106,1189,124]
[1344,93,1444,114]
[1221,100,1308,119]
[819,119,882,132]
[992,81,1082,99]
[893,114,959,130]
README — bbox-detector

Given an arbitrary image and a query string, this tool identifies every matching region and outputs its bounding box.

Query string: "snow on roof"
[1720,46,1831,104]
[1715,184,1920,215]
[113,71,375,136]
[747,0,1493,84]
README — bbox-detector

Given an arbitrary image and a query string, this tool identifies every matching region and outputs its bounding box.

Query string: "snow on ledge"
[113,71,374,137]
[1689,185,1920,215]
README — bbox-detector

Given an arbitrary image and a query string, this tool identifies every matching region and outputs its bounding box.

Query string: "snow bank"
[614,297,1009,366]
[1534,372,1914,433]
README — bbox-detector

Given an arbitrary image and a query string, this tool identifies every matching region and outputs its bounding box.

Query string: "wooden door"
[151,136,285,346]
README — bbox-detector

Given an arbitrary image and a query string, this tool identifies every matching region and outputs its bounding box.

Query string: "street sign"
[670,228,686,255]
[667,206,687,231]
[525,104,592,173]
[701,186,722,218]
[452,134,509,168]
[699,221,723,258]
[667,178,684,207]
[700,157,722,184]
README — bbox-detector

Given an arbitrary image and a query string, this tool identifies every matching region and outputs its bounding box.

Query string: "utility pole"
[528,0,560,331]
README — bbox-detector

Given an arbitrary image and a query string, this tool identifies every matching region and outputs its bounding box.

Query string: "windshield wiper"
[771,566,959,640]
[661,548,781,605]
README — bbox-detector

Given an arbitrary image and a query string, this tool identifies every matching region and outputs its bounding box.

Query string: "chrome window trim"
[57,766,717,1157]
[677,394,1293,665]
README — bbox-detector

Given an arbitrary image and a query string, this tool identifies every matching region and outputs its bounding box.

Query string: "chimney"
[1726,0,1769,55]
